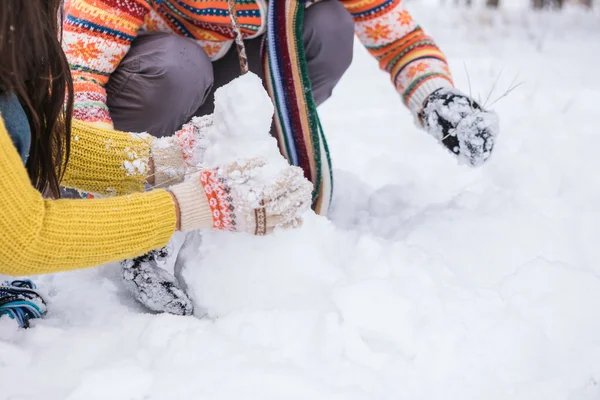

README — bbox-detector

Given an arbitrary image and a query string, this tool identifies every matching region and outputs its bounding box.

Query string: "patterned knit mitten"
[150,116,213,187]
[169,157,313,235]
[418,88,500,167]
[121,247,194,316]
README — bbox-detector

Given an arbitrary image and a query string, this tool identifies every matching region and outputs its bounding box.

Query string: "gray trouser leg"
[105,1,354,135]
[302,0,355,105]
[195,0,355,117]
[106,32,214,137]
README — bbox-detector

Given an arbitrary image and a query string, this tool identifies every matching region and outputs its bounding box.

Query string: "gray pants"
[106,0,355,137]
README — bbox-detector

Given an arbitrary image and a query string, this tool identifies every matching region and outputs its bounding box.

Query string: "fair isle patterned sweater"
[62,0,454,128]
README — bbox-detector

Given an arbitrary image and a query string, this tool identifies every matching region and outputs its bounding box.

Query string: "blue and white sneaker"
[0,280,47,328]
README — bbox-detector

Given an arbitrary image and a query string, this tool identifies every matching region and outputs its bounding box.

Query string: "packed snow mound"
[200,71,292,189]
[184,71,311,312]
[204,73,285,171]
[211,72,274,141]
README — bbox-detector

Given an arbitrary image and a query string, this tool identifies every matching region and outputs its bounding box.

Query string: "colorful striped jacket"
[62,0,453,128]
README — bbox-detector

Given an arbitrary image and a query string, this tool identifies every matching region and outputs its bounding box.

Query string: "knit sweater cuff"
[150,137,186,188]
[408,77,454,120]
[169,177,213,232]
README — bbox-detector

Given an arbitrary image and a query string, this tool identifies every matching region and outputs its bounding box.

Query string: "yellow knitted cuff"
[150,137,186,188]
[169,177,213,232]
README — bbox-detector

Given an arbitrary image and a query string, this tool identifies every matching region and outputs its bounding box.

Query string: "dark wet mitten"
[418,88,500,167]
[121,247,194,316]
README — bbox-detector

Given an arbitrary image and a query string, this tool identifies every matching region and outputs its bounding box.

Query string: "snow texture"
[203,72,290,179]
[1,4,600,400]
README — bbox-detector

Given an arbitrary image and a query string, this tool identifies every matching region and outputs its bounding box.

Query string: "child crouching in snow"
[62,0,500,316]
[0,0,312,328]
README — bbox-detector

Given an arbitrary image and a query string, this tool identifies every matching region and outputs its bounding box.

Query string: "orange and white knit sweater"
[62,0,454,128]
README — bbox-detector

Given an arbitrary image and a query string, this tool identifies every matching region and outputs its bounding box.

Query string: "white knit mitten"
[169,157,312,234]
[150,116,212,187]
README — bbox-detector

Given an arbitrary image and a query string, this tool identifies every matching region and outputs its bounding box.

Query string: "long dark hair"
[0,0,73,198]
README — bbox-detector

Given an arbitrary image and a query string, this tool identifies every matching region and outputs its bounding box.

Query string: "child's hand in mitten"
[418,88,500,167]
[150,116,213,187]
[169,158,313,235]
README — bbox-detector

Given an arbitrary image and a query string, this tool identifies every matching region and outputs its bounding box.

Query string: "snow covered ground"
[2,3,600,400]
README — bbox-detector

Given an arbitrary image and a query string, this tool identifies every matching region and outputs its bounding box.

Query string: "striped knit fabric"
[62,0,453,213]
[263,0,332,215]
[340,0,453,112]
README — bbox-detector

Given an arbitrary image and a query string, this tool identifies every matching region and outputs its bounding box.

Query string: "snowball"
[203,72,292,181]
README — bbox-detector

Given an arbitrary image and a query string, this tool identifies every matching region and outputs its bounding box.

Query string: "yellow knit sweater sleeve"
[0,117,177,276]
[62,119,151,196]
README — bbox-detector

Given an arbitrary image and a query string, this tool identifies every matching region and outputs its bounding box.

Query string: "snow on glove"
[169,157,313,235]
[150,116,213,187]
[121,247,194,316]
[418,88,500,167]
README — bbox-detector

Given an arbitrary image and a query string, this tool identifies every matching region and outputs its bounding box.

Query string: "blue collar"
[0,93,31,164]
